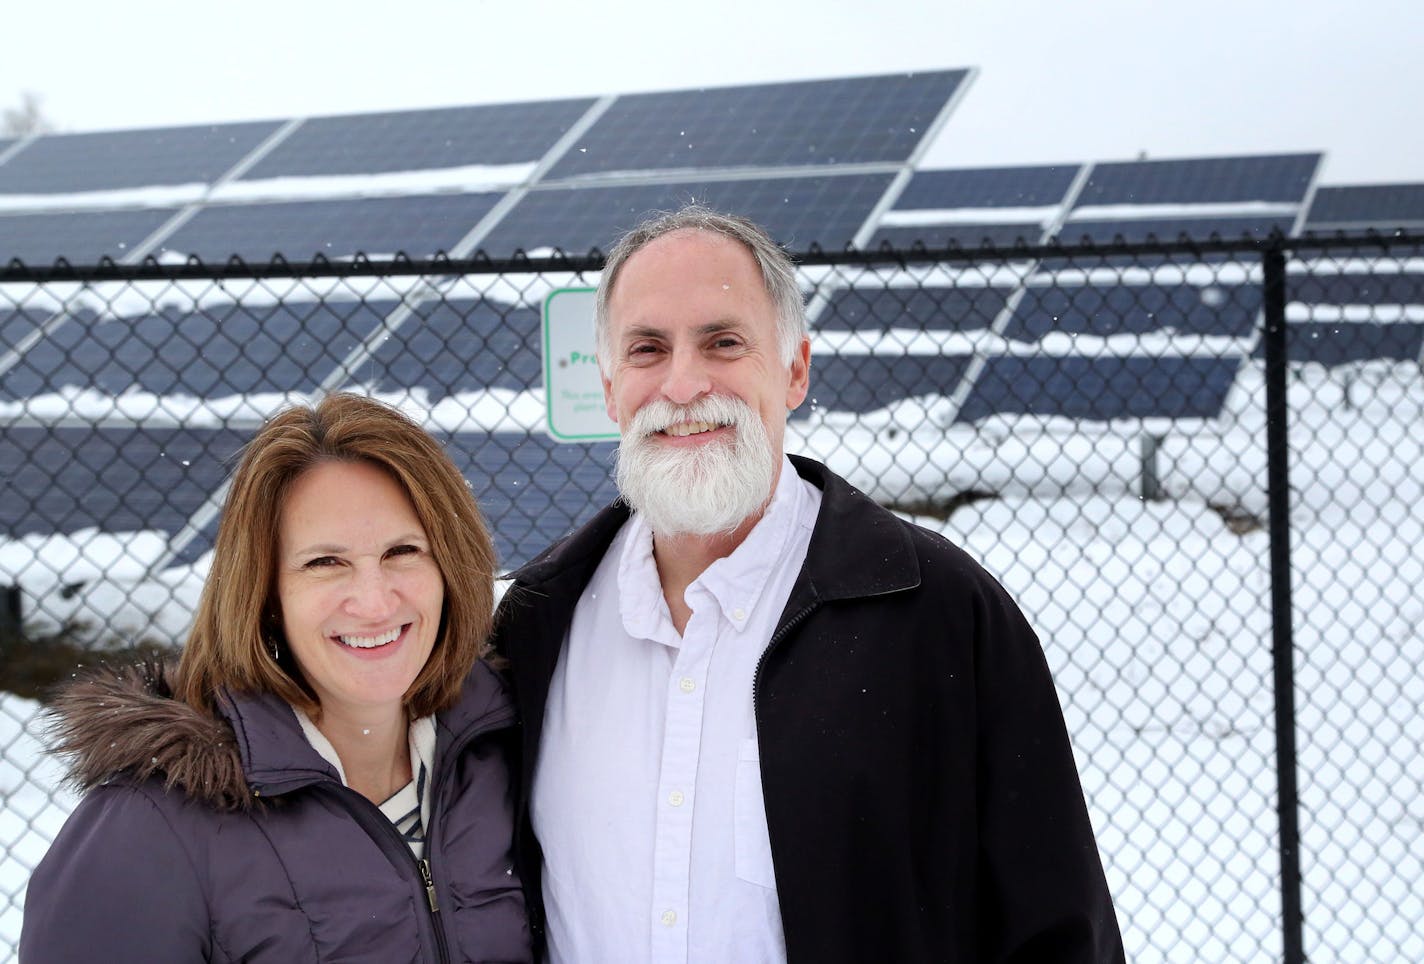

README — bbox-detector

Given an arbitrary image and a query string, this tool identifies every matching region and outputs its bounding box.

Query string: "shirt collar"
[617,455,809,642]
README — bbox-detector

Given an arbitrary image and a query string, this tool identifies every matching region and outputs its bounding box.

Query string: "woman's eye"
[387,544,421,559]
[303,556,338,569]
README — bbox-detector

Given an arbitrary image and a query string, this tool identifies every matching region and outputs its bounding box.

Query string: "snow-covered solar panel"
[0,207,179,263]
[1073,154,1320,206]
[956,355,1241,421]
[867,223,1045,249]
[242,100,596,178]
[0,121,282,194]
[440,433,621,567]
[894,165,1080,209]
[0,427,249,540]
[1005,283,1262,341]
[801,354,973,414]
[1305,184,1424,228]
[1055,215,1297,244]
[818,286,1014,331]
[0,300,396,402]
[159,192,502,261]
[546,70,966,179]
[1264,323,1424,365]
[349,299,542,399]
[483,174,894,255]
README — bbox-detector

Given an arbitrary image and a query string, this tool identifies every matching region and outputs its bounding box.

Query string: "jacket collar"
[219,661,515,797]
[507,454,921,605]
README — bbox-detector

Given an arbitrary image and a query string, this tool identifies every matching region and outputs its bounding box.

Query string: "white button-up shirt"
[531,457,821,964]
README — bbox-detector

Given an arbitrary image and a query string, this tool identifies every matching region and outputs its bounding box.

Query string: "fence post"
[1263,241,1305,963]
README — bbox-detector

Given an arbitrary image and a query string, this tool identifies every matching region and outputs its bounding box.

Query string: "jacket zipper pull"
[418,858,439,913]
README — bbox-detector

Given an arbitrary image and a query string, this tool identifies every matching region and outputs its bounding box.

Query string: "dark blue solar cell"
[547,70,966,178]
[1305,185,1424,227]
[1,306,53,358]
[343,298,543,399]
[818,287,1012,331]
[803,353,972,414]
[0,208,180,264]
[895,166,1080,209]
[1,299,393,401]
[1004,283,1262,341]
[0,122,282,193]
[0,427,248,539]
[956,355,1240,421]
[1289,271,1424,305]
[160,192,502,261]
[1075,154,1319,206]
[1258,323,1424,365]
[1055,215,1296,244]
[437,431,620,568]
[484,174,893,255]
[244,100,597,178]
[868,223,1045,250]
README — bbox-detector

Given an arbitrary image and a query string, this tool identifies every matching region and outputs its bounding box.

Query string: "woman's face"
[276,460,444,724]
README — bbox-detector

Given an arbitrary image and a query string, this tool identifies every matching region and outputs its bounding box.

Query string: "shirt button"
[660,909,677,927]
[679,677,695,693]
[732,608,747,621]
[668,790,685,807]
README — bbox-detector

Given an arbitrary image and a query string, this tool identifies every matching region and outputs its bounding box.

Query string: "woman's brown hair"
[174,393,497,719]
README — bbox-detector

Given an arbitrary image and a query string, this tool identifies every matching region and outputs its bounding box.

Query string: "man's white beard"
[615,395,777,538]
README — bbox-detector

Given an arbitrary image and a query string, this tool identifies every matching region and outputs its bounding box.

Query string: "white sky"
[2,0,1421,186]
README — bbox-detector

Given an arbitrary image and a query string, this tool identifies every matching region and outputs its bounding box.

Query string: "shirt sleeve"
[20,784,212,963]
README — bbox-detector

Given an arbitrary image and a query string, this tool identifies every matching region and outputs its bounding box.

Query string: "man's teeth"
[663,420,722,437]
[338,627,401,649]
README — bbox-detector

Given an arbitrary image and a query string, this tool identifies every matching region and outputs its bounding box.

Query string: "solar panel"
[0,427,248,539]
[867,223,1045,249]
[956,355,1241,421]
[1265,323,1424,365]
[0,307,50,355]
[895,165,1080,209]
[1305,185,1424,227]
[440,432,621,568]
[818,286,1013,331]
[1074,154,1320,206]
[243,100,597,178]
[0,207,179,264]
[1289,271,1424,305]
[803,354,972,414]
[0,300,394,402]
[348,299,542,399]
[1055,215,1296,244]
[1004,283,1262,341]
[483,174,893,255]
[0,122,283,194]
[546,70,966,179]
[159,192,502,261]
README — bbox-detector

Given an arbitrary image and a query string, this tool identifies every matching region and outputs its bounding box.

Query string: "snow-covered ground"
[1,358,1421,960]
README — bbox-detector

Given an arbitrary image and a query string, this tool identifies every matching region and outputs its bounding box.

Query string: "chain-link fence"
[1,235,1421,961]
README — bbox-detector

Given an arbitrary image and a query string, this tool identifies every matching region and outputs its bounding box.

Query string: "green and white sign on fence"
[541,287,620,442]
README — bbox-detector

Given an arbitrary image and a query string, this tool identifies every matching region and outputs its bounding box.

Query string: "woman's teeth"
[338,627,401,649]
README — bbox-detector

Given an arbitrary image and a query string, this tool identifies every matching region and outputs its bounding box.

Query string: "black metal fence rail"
[1,233,1422,962]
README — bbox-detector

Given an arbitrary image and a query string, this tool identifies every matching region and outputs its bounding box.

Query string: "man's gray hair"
[594,205,807,374]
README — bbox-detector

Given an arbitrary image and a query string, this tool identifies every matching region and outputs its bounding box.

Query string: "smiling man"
[496,206,1124,963]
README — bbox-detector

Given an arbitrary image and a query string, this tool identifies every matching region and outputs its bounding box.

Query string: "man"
[496,205,1124,962]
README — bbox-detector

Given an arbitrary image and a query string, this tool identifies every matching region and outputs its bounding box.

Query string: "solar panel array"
[1,72,1419,571]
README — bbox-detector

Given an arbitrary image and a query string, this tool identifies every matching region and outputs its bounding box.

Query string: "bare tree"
[2,91,55,138]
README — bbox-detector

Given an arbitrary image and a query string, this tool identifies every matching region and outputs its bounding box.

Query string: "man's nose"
[660,348,712,405]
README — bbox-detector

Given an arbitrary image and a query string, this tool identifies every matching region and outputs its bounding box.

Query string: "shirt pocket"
[733,738,778,889]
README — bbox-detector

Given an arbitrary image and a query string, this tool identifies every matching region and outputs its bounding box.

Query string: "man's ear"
[601,367,617,423]
[785,336,811,411]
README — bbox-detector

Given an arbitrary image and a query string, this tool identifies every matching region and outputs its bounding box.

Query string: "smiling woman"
[19,393,532,964]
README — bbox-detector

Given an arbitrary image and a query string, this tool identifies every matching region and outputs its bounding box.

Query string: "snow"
[1,364,1422,960]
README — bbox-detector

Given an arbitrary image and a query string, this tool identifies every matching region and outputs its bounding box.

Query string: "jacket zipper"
[258,707,516,964]
[751,601,819,719]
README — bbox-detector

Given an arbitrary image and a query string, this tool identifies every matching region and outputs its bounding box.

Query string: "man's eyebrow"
[620,320,746,341]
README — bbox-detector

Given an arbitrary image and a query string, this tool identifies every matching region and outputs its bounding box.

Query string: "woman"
[21,393,531,963]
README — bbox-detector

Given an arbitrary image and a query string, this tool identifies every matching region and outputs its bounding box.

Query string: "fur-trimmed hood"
[44,659,252,811]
